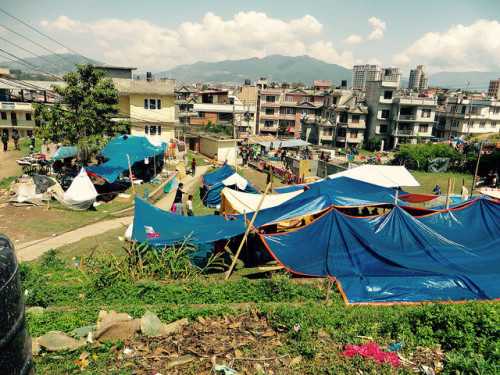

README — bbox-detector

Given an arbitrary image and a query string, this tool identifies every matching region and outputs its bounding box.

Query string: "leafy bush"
[363,137,382,152]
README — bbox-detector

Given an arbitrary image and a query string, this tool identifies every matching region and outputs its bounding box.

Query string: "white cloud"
[367,17,386,40]
[40,12,357,71]
[393,19,500,72]
[343,34,362,44]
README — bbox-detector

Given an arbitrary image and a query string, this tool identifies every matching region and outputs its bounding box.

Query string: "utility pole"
[233,102,238,172]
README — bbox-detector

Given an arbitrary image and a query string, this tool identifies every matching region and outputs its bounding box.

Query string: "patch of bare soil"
[0,148,22,180]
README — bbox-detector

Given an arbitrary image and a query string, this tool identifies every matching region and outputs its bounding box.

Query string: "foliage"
[278,120,288,135]
[362,137,382,152]
[244,78,251,85]
[33,63,129,166]
[203,120,233,136]
[292,81,306,88]
[201,84,209,90]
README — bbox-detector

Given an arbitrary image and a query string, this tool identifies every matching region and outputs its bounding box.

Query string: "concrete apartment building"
[257,84,326,139]
[305,90,368,148]
[408,65,429,91]
[365,80,437,149]
[488,78,500,99]
[434,97,500,139]
[352,65,402,90]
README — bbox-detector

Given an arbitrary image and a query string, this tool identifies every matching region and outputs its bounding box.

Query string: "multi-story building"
[352,64,381,90]
[408,65,429,91]
[257,86,325,139]
[365,80,437,149]
[305,90,368,148]
[488,78,500,99]
[434,97,500,139]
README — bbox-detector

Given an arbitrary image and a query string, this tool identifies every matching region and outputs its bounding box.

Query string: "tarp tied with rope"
[86,135,165,183]
[260,198,500,304]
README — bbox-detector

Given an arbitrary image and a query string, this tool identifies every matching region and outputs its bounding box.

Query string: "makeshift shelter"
[51,168,98,210]
[50,146,78,160]
[201,165,260,207]
[477,188,500,200]
[257,139,311,148]
[259,197,500,304]
[9,175,58,206]
[327,165,419,188]
[132,197,246,246]
[220,187,304,215]
[86,135,165,183]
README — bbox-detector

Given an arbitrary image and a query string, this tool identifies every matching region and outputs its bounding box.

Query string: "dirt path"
[14,164,211,262]
[0,147,22,180]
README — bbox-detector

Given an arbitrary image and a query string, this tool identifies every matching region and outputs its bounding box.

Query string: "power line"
[0,23,78,66]
[0,8,89,62]
[0,36,67,70]
[0,48,62,80]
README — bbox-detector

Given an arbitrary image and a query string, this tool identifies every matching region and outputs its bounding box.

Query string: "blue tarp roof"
[86,135,165,183]
[202,164,235,188]
[50,146,78,160]
[132,196,247,246]
[260,198,500,304]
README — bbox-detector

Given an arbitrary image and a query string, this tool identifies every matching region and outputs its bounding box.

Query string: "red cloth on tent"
[399,193,438,204]
[342,342,400,366]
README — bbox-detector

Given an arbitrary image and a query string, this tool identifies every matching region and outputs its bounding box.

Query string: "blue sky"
[2,0,500,75]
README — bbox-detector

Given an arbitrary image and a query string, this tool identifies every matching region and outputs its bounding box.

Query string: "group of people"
[1,130,33,152]
[172,182,195,216]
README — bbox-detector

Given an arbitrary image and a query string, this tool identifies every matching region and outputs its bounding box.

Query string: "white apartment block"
[488,78,500,99]
[408,65,429,91]
[365,80,437,149]
[352,64,381,90]
[435,97,500,139]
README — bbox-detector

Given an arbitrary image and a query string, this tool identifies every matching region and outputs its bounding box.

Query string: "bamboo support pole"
[445,178,452,210]
[127,154,136,196]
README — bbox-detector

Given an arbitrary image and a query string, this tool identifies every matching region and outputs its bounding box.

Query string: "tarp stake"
[225,181,272,280]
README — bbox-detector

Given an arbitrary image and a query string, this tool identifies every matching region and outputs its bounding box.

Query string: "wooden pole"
[394,189,399,206]
[325,278,333,302]
[153,152,156,180]
[445,178,452,210]
[243,210,247,227]
[127,154,136,196]
[225,182,272,280]
[471,141,484,196]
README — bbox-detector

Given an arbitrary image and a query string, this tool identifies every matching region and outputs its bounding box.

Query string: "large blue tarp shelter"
[86,135,165,183]
[132,196,247,246]
[50,146,78,160]
[260,197,500,304]
[201,164,260,207]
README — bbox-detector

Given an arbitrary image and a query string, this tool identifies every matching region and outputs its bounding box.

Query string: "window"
[301,109,310,115]
[264,120,274,128]
[302,97,311,102]
[421,109,431,118]
[381,110,390,119]
[383,91,393,99]
[145,125,162,136]
[461,106,466,114]
[493,108,500,115]
[452,120,459,127]
[0,112,6,120]
[323,127,333,136]
[286,96,293,102]
[350,130,359,139]
[339,113,348,123]
[479,122,485,128]
[284,108,294,115]
[468,121,474,127]
[11,112,17,120]
[491,122,497,128]
[470,107,478,114]
[418,124,428,133]
[144,99,162,110]
[265,96,275,103]
[450,105,457,113]
[379,124,388,134]
[26,113,32,121]
[351,115,360,123]
[439,117,446,126]
[149,125,157,135]
[265,108,274,115]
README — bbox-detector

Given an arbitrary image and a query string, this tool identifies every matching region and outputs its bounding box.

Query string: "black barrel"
[0,232,33,374]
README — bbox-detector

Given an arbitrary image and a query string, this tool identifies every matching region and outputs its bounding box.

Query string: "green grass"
[405,170,475,196]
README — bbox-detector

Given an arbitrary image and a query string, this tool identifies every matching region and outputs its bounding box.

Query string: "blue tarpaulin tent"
[132,196,247,246]
[50,146,78,160]
[86,135,165,183]
[201,164,260,207]
[260,197,500,304]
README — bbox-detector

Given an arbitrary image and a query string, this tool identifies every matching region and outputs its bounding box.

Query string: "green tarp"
[427,157,450,173]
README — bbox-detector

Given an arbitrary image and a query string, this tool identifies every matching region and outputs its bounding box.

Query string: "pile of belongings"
[9,175,60,206]
[16,152,50,166]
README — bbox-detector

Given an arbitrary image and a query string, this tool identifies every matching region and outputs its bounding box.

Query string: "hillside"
[0,53,103,75]
[156,54,352,85]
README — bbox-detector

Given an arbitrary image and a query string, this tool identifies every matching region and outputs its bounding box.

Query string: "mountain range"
[0,53,498,91]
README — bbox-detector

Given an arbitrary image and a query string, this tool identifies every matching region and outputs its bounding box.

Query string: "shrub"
[363,137,382,152]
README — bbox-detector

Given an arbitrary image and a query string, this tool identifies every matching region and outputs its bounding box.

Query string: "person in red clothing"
[191,158,196,176]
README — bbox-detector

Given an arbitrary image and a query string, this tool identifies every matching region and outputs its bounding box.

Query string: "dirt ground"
[0,146,23,180]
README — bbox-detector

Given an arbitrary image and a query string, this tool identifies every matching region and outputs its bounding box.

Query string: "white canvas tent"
[328,165,420,188]
[220,187,304,215]
[51,168,98,210]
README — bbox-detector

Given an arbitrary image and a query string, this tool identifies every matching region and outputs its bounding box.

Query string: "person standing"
[212,153,218,168]
[242,148,248,166]
[30,133,35,148]
[12,129,20,150]
[173,183,184,215]
[1,132,8,152]
[191,158,196,176]
[186,194,194,216]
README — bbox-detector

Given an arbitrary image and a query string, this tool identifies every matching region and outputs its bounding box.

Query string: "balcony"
[393,129,415,136]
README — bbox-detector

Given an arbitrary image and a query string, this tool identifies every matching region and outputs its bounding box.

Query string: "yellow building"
[113,78,176,144]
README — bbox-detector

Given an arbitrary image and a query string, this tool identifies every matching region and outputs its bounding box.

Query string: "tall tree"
[34,63,128,165]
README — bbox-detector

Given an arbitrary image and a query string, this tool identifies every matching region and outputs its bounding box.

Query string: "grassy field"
[405,170,475,196]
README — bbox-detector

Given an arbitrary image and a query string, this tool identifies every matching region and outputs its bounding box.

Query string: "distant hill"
[428,71,499,91]
[0,53,103,75]
[156,55,353,86]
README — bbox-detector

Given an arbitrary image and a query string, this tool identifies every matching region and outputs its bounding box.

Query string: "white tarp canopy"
[52,168,98,210]
[477,188,500,200]
[10,183,44,206]
[220,187,304,215]
[221,173,248,190]
[257,140,311,148]
[328,165,420,188]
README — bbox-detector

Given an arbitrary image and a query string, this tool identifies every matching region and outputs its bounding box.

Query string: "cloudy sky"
[2,0,500,75]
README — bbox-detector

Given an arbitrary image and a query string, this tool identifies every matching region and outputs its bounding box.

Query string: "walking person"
[12,129,20,150]
[191,158,196,176]
[172,183,184,215]
[1,132,8,152]
[186,194,195,216]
